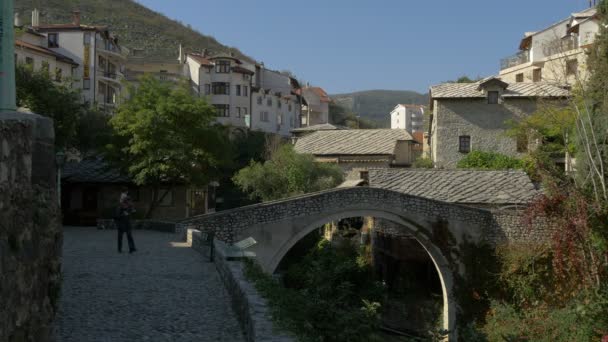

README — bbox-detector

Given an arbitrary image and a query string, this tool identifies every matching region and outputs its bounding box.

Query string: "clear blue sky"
[138,0,594,94]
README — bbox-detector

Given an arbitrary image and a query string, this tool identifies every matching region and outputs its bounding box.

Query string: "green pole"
[0,0,17,113]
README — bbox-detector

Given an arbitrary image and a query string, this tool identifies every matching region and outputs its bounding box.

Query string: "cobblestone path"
[53,227,245,342]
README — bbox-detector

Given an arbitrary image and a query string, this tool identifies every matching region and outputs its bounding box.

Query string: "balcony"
[96,39,127,60]
[500,50,530,70]
[542,36,579,57]
[97,70,124,85]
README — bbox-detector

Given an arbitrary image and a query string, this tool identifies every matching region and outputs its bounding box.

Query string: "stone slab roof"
[430,82,570,99]
[290,123,349,133]
[62,158,131,184]
[368,169,539,205]
[294,129,413,156]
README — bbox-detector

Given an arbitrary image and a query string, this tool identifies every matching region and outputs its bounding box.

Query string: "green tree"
[329,103,377,129]
[233,144,344,201]
[456,150,527,170]
[108,75,230,217]
[16,64,83,148]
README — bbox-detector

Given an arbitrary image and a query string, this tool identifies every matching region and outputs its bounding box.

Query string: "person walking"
[115,187,137,253]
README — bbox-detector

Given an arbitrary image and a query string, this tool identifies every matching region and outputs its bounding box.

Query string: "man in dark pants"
[115,188,137,253]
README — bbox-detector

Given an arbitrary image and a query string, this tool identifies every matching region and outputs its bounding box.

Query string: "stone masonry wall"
[0,113,61,342]
[189,230,294,342]
[180,187,551,246]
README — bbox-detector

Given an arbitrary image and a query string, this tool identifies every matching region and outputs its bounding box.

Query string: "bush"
[412,156,434,168]
[244,240,384,342]
[457,150,525,170]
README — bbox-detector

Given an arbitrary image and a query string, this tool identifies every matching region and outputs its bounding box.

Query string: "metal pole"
[0,0,17,113]
[57,168,62,206]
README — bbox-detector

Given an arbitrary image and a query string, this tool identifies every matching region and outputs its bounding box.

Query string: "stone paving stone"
[53,227,245,342]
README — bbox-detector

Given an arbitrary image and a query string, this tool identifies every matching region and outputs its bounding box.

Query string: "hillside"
[331,90,429,127]
[14,0,255,62]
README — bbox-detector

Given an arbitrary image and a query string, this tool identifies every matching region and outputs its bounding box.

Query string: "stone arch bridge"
[178,187,545,340]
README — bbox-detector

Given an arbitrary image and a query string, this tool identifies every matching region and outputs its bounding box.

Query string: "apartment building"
[183,51,254,130]
[33,10,128,113]
[251,67,302,137]
[499,7,599,85]
[14,13,78,84]
[389,104,424,133]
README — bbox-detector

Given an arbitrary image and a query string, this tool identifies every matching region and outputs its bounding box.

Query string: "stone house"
[296,86,331,127]
[429,77,570,168]
[293,129,416,179]
[499,7,598,85]
[61,158,215,225]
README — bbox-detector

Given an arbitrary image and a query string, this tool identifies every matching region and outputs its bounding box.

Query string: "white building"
[499,7,599,85]
[251,67,302,137]
[33,10,128,113]
[183,51,254,130]
[389,104,424,133]
[14,23,78,83]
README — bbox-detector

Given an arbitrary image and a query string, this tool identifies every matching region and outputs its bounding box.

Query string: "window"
[55,67,62,82]
[243,107,248,115]
[459,136,471,153]
[267,98,272,106]
[243,74,250,81]
[48,33,58,48]
[288,104,292,112]
[515,73,524,83]
[236,107,241,118]
[257,96,262,105]
[243,86,248,97]
[214,104,230,117]
[277,100,282,108]
[83,78,91,90]
[215,60,230,73]
[212,82,230,95]
[532,68,542,82]
[159,70,168,81]
[566,59,578,76]
[25,57,34,67]
[204,84,211,95]
[260,111,269,122]
[83,32,91,45]
[277,114,283,125]
[158,189,174,207]
[235,85,241,96]
[487,91,499,104]
[205,67,211,74]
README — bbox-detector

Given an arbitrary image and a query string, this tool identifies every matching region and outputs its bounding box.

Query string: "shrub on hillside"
[456,150,526,170]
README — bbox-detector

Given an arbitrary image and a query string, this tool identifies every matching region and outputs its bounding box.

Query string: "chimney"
[72,10,81,26]
[14,12,22,27]
[177,43,184,63]
[202,48,208,57]
[32,9,40,27]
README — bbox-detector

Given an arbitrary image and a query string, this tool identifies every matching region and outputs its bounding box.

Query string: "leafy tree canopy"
[108,75,230,188]
[233,144,344,201]
[329,103,377,129]
[457,150,528,170]
[16,64,83,149]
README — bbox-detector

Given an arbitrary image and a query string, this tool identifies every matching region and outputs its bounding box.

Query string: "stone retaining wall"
[189,230,294,342]
[0,112,61,342]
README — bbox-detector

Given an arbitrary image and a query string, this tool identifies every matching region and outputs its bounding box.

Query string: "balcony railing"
[500,50,530,70]
[542,36,579,57]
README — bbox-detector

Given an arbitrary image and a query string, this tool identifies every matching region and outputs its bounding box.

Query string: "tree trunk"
[144,186,171,219]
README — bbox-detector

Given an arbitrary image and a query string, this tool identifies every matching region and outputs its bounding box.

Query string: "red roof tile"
[188,53,213,66]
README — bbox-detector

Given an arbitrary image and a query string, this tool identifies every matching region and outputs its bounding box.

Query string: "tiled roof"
[62,158,131,184]
[297,87,331,103]
[231,66,254,75]
[294,129,413,156]
[188,53,213,66]
[15,40,78,65]
[368,169,539,205]
[35,24,106,32]
[430,81,570,99]
[291,123,349,132]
